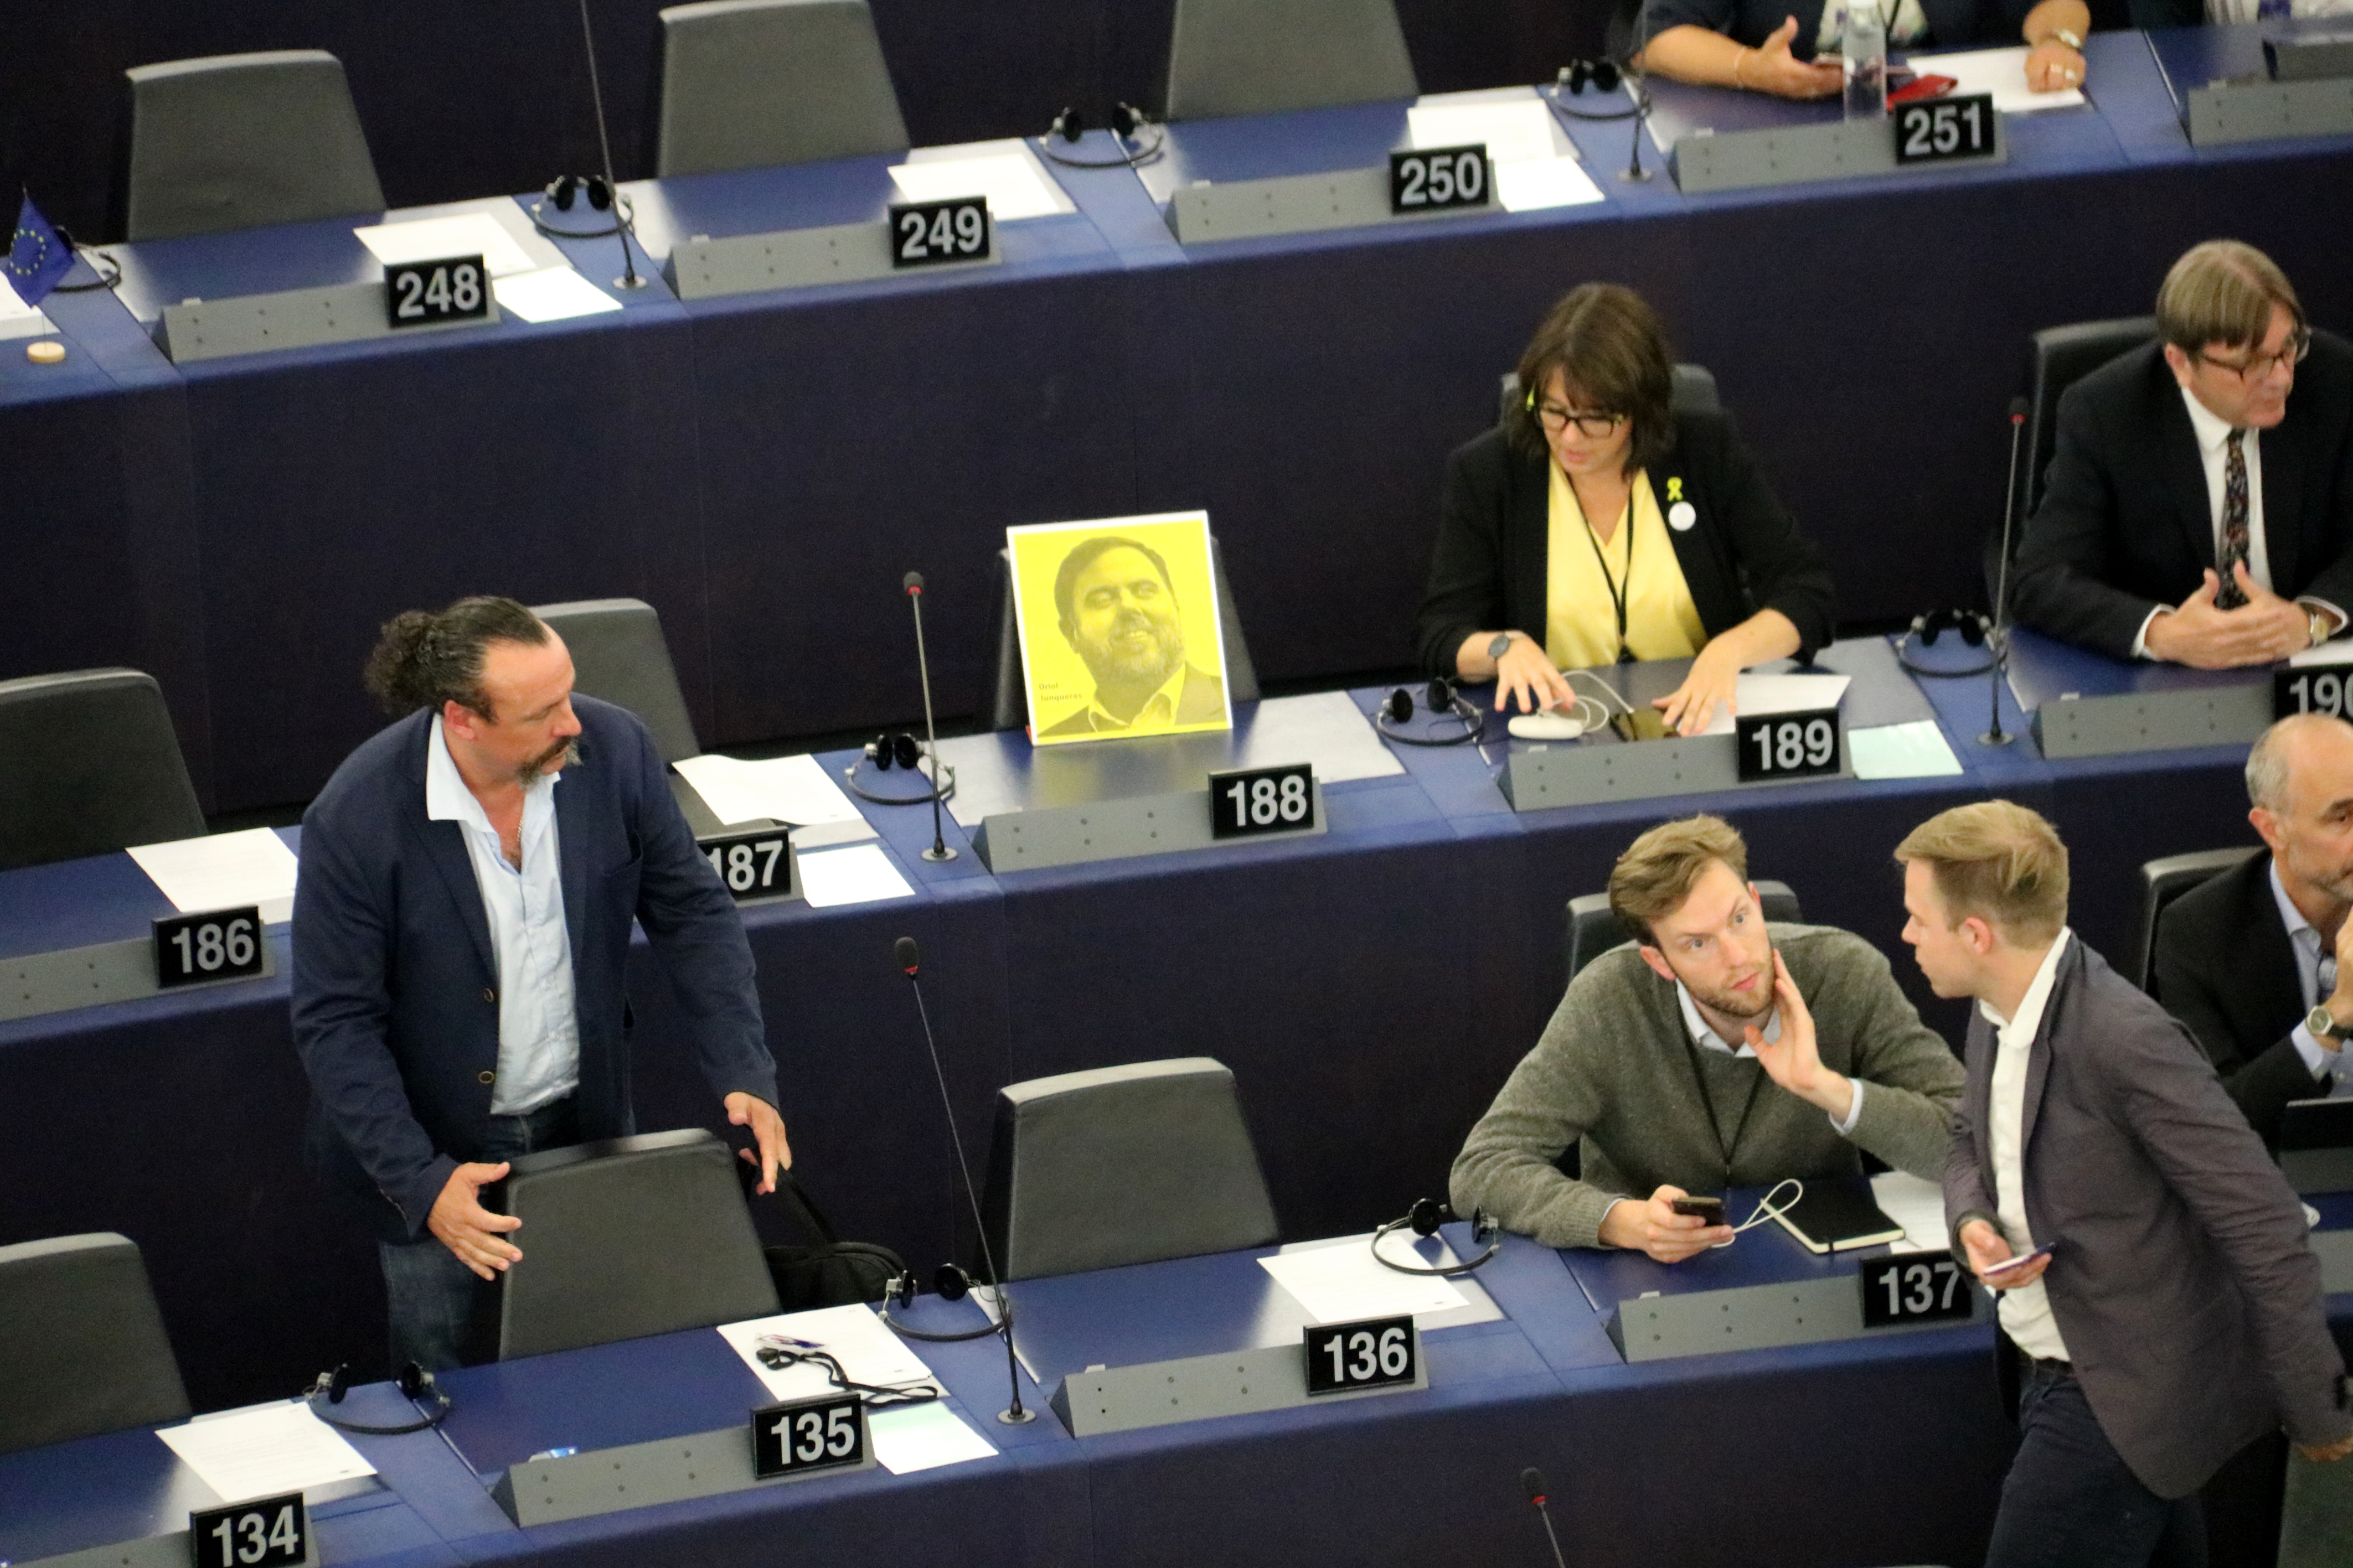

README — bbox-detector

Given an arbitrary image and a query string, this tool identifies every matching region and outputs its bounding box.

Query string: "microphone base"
[1979,728,2016,747]
[923,844,958,862]
[1618,165,1654,183]
[612,273,651,291]
[997,1406,1037,1425]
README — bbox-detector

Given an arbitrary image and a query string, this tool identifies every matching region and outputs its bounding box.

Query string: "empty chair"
[123,51,384,241]
[0,669,205,872]
[654,0,910,177]
[980,1058,1278,1281]
[1566,878,1801,982]
[0,1233,189,1455]
[1986,315,2159,597]
[1164,0,1418,121]
[2132,847,2262,993]
[496,1129,779,1359]
[531,598,700,764]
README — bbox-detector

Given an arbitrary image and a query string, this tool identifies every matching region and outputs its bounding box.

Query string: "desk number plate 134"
[1734,707,1841,783]
[752,1391,867,1478]
[1857,1250,1973,1328]
[1893,94,1996,165]
[1304,1314,1417,1395]
[889,198,990,268]
[385,253,489,328]
[192,1491,308,1568]
[1209,762,1316,839]
[1389,144,1490,214]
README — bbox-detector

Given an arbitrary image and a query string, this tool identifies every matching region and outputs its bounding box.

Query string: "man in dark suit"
[2013,240,2353,668]
[2155,713,2353,1146]
[1895,801,2350,1565]
[1038,535,1226,736]
[292,596,789,1370]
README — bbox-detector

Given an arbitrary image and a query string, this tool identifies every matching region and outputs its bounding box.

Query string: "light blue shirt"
[2266,862,2351,1093]
[426,715,580,1116]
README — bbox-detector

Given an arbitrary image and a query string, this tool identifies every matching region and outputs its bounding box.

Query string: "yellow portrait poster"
[1007,512,1232,746]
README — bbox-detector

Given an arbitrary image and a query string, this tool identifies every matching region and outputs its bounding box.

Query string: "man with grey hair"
[2153,712,2353,1143]
[2012,239,2353,669]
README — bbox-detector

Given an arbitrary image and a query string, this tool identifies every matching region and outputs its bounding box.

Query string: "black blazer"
[2151,850,2325,1146]
[1412,411,1835,679]
[2012,332,2353,660]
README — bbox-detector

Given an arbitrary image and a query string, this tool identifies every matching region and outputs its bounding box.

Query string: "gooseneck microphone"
[1521,1468,1569,1568]
[1984,396,2032,747]
[904,573,956,862]
[890,937,1034,1424]
[572,0,644,291]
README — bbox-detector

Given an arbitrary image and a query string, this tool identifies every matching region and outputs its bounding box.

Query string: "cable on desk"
[755,1339,941,1406]
[1713,1178,1804,1248]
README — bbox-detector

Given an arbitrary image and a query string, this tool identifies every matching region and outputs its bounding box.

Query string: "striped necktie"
[2216,429,2251,609]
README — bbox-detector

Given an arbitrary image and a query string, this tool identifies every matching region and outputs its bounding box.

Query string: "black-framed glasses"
[2202,328,2310,382]
[1534,403,1627,439]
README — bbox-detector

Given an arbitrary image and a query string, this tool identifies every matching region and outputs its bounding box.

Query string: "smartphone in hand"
[1670,1194,1726,1226]
[1980,1241,2056,1277]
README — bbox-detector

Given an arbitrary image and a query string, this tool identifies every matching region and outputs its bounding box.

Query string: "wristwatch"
[1488,632,1516,661]
[2307,1003,2347,1050]
[2310,607,2333,649]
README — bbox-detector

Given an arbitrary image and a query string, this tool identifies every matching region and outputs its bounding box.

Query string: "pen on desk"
[761,1334,825,1350]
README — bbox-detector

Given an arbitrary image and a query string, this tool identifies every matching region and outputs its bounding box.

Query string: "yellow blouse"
[1544,464,1706,670]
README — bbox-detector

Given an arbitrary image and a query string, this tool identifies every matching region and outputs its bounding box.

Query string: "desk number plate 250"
[1389,145,1490,214]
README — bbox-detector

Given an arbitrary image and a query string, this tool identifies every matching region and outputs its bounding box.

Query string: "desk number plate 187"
[699,827,794,902]
[154,905,265,990]
[1734,707,1841,783]
[1389,144,1490,214]
[1857,1250,1974,1328]
[192,1491,308,1568]
[1304,1314,1416,1395]
[384,253,489,328]
[2276,664,2353,721]
[1893,94,1996,165]
[752,1391,868,1478]
[889,198,990,268]
[1209,762,1316,839]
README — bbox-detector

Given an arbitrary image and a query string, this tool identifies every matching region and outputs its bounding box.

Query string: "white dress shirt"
[1676,981,1867,1136]
[1979,929,2073,1362]
[2267,862,2353,1092]
[425,716,580,1116]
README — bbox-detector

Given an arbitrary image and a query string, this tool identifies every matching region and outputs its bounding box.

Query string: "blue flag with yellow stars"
[6,194,76,309]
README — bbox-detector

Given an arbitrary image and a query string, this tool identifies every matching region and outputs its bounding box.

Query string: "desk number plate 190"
[2276,665,2353,721]
[752,1392,867,1478]
[1389,144,1490,214]
[1303,1314,1416,1395]
[699,827,794,902]
[1209,762,1316,839]
[154,905,265,990]
[1735,707,1841,783]
[191,1491,308,1568]
[889,198,990,268]
[1857,1250,1974,1328]
[384,254,489,328]
[1893,94,1996,165]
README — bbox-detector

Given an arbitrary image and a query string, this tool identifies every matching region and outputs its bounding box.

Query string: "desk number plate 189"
[1304,1314,1416,1395]
[889,198,990,268]
[1858,1250,1973,1328]
[154,905,265,990]
[699,827,794,902]
[1893,94,1996,165]
[1389,144,1490,214]
[1735,707,1841,784]
[752,1391,867,1478]
[192,1491,308,1568]
[2276,664,2353,721]
[1209,762,1316,839]
[384,253,489,328]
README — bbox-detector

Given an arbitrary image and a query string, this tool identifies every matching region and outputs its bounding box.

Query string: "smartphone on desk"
[1887,73,1957,105]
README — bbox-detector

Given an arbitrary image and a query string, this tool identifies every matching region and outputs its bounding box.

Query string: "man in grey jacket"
[1898,800,2350,1565]
[1451,815,1963,1262]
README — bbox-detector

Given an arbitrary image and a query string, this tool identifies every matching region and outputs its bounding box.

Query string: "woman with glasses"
[1414,283,1834,736]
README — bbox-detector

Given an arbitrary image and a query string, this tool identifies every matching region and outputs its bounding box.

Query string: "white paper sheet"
[354,213,541,278]
[1869,1170,1950,1255]
[888,154,1065,221]
[718,1305,941,1403]
[674,753,868,828]
[870,1401,1000,1474]
[0,272,48,322]
[155,1401,376,1502]
[1259,1234,1469,1322]
[1496,158,1605,212]
[2288,638,2353,667]
[1407,100,1567,165]
[1901,45,2085,113]
[128,827,300,925]
[1697,672,1853,737]
[796,843,916,908]
[1848,720,1964,779]
[492,266,623,323]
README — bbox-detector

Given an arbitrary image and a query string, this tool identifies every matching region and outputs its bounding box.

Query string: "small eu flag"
[6,194,77,309]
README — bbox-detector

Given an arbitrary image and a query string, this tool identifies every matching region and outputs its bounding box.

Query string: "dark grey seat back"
[0,669,205,872]
[531,597,701,764]
[1164,0,1417,120]
[0,1233,189,1455]
[124,50,384,241]
[1987,316,2159,597]
[981,1058,1278,1281]
[1566,878,1801,982]
[655,0,910,177]
[497,1129,780,1359]
[2135,846,2261,993]
[1498,363,1721,426]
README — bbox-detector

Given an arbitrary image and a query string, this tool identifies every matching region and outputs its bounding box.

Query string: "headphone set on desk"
[1375,678,1487,747]
[1548,58,1645,121]
[1370,1199,1501,1277]
[1896,607,1996,675]
[530,175,633,239]
[842,731,956,806]
[304,1360,451,1435]
[879,1263,1008,1343]
[1041,103,1167,168]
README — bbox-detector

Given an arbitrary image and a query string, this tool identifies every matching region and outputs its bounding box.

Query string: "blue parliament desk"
[3,25,2347,815]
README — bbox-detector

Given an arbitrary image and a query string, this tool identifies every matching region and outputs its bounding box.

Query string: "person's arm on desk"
[2019,0,2091,94]
[2140,565,2314,669]
[1637,17,1844,98]
[1652,608,1800,736]
[1458,630,1577,715]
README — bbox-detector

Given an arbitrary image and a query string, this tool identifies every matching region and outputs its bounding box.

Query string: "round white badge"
[1668,500,1697,532]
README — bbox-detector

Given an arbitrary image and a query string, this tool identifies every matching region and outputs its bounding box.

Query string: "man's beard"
[518,738,580,786]
[1079,610,1184,689]
[1681,941,1776,1027]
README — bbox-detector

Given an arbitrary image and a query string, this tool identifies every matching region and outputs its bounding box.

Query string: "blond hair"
[1894,801,2069,946]
[1608,815,1747,943]
[2156,240,2303,355]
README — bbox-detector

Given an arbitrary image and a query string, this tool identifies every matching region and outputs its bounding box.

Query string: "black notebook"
[1769,1182,1908,1254]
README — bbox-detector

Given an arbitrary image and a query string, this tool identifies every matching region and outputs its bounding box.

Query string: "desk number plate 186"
[1303,1314,1416,1395]
[1209,762,1316,839]
[889,198,990,268]
[1893,94,1996,165]
[1389,144,1490,214]
[699,827,794,902]
[385,254,489,328]
[191,1491,308,1568]
[154,905,265,990]
[1734,707,1841,783]
[1857,1250,1973,1328]
[752,1391,867,1478]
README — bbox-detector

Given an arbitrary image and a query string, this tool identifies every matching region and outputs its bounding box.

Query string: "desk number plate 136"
[752,1391,867,1478]
[1892,94,1996,165]
[384,253,489,328]
[1304,1314,1417,1395]
[1389,145,1490,214]
[1857,1250,1973,1328]
[889,198,990,268]
[192,1491,308,1568]
[1734,707,1841,783]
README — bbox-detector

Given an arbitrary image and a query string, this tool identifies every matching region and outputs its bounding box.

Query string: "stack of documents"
[1408,92,1606,214]
[128,827,300,924]
[890,139,1074,221]
[717,1305,998,1474]
[1900,45,2086,113]
[156,1401,375,1500]
[673,753,870,835]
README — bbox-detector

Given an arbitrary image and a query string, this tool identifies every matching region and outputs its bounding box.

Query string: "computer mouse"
[1507,712,1586,741]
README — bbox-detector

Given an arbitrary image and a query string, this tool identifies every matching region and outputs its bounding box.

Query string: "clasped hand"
[2144,565,2312,669]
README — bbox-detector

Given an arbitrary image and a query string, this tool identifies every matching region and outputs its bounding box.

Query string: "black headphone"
[1375,678,1485,748]
[530,175,632,238]
[1562,58,1621,94]
[879,1264,1009,1343]
[305,1361,451,1435]
[866,732,921,770]
[1549,57,1647,121]
[1041,102,1167,168]
[1896,607,1996,675]
[843,734,956,806]
[1371,1199,1501,1276]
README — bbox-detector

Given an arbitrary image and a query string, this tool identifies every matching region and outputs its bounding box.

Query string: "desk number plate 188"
[699,827,794,902]
[2276,664,2353,721]
[1304,1314,1416,1395]
[192,1491,308,1568]
[384,253,489,328]
[889,198,990,268]
[752,1391,867,1478]
[154,905,265,990]
[1734,707,1841,783]
[1209,762,1316,839]
[1893,94,1996,165]
[1389,144,1490,213]
[1858,1250,1973,1328]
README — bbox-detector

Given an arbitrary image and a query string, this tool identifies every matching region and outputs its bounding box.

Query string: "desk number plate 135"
[1389,145,1490,214]
[1893,94,1996,165]
[752,1391,867,1478]
[699,827,794,903]
[1857,1250,1974,1328]
[192,1491,308,1568]
[1209,762,1316,839]
[1734,707,1841,783]
[1304,1314,1417,1395]
[384,254,489,328]
[889,198,990,268]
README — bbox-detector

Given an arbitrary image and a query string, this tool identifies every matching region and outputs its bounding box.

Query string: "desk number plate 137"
[1857,1250,1974,1328]
[752,1391,867,1478]
[1209,762,1316,839]
[889,198,990,268]
[1304,1314,1417,1395]
[699,827,794,903]
[154,905,265,990]
[384,254,489,328]
[1893,94,1996,165]
[192,1491,308,1568]
[1389,144,1490,214]
[1734,707,1841,783]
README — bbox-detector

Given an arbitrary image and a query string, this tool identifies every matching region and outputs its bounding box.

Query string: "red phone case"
[1887,73,1958,106]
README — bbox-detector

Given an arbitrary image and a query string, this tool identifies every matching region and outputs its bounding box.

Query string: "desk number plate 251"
[1893,94,1996,166]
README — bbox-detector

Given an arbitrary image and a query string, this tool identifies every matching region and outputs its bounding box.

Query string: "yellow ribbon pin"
[1665,477,1684,503]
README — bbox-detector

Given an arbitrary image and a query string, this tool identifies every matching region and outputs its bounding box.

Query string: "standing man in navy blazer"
[292,596,790,1370]
[2013,240,2353,669]
[1894,801,2350,1565]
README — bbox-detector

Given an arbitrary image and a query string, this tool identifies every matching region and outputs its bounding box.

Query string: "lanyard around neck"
[1678,1027,1767,1189]
[1580,488,1637,665]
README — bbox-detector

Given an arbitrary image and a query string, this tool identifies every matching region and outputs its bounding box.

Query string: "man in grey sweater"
[1451,814,1964,1262]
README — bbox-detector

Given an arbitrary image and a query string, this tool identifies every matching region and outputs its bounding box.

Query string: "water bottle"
[1842,0,1886,121]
